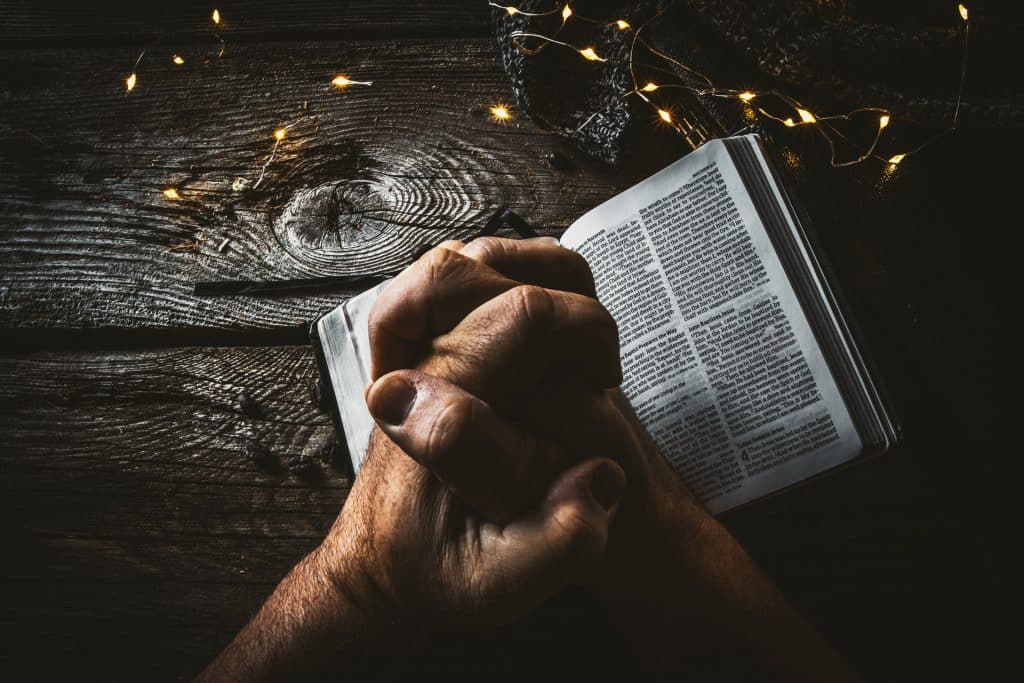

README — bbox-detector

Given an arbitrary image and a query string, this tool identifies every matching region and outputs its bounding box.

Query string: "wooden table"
[0,2,1009,680]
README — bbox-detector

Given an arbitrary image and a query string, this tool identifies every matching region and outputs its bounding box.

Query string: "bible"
[311,134,899,513]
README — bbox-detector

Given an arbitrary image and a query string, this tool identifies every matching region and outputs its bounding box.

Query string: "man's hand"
[366,237,702,552]
[319,413,625,629]
[309,238,631,627]
[200,237,857,682]
[361,238,859,681]
[197,239,629,682]
[367,238,631,522]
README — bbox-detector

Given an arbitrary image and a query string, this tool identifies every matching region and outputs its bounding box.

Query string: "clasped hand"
[200,238,854,683]
[331,236,670,627]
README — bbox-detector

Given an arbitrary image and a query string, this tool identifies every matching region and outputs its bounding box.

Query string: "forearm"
[596,490,858,681]
[195,545,378,682]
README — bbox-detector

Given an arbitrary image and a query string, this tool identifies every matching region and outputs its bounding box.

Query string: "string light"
[796,108,817,124]
[122,2,976,214]
[953,3,970,130]
[212,8,226,57]
[487,2,559,17]
[253,128,287,188]
[490,104,512,121]
[500,1,974,170]
[510,32,610,63]
[331,75,373,88]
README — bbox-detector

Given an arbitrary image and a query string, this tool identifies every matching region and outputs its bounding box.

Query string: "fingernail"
[368,374,417,426]
[529,236,560,246]
[589,461,625,511]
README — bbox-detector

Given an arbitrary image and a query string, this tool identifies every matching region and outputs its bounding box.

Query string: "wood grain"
[0,345,978,681]
[0,0,491,47]
[0,38,691,337]
[0,345,340,679]
[1,3,1011,679]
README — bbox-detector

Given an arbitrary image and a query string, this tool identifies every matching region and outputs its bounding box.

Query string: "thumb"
[476,458,625,611]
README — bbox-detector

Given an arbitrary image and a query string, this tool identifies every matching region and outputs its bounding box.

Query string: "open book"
[312,134,899,513]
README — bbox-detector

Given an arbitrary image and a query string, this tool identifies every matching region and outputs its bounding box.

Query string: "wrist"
[309,527,396,647]
[195,538,391,681]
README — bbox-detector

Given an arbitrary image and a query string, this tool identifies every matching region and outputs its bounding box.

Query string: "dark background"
[0,1,1015,680]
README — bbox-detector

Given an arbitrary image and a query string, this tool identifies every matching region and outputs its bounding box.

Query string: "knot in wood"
[271,149,497,275]
[274,179,391,266]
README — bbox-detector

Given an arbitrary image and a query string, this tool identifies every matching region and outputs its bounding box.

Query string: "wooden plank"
[0,38,687,335]
[0,346,345,568]
[0,1,491,47]
[0,344,976,680]
[0,345,339,678]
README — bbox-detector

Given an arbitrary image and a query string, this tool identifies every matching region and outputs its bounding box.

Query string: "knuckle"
[422,397,475,473]
[507,284,555,330]
[583,296,618,335]
[599,304,621,344]
[566,250,598,294]
[467,236,512,263]
[420,245,471,284]
[435,239,465,252]
[549,504,604,561]
[367,279,402,329]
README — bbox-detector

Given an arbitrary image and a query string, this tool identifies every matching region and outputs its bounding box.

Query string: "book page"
[561,137,861,512]
[317,281,389,473]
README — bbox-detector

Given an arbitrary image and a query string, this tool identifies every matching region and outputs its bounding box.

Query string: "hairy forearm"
[596,487,858,681]
[589,407,858,681]
[195,545,376,682]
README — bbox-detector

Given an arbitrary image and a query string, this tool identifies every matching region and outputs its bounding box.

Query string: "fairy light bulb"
[496,0,969,171]
[331,75,372,88]
[163,188,181,200]
[172,55,185,65]
[212,9,221,25]
[274,128,286,141]
[490,105,511,121]
[125,73,137,92]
